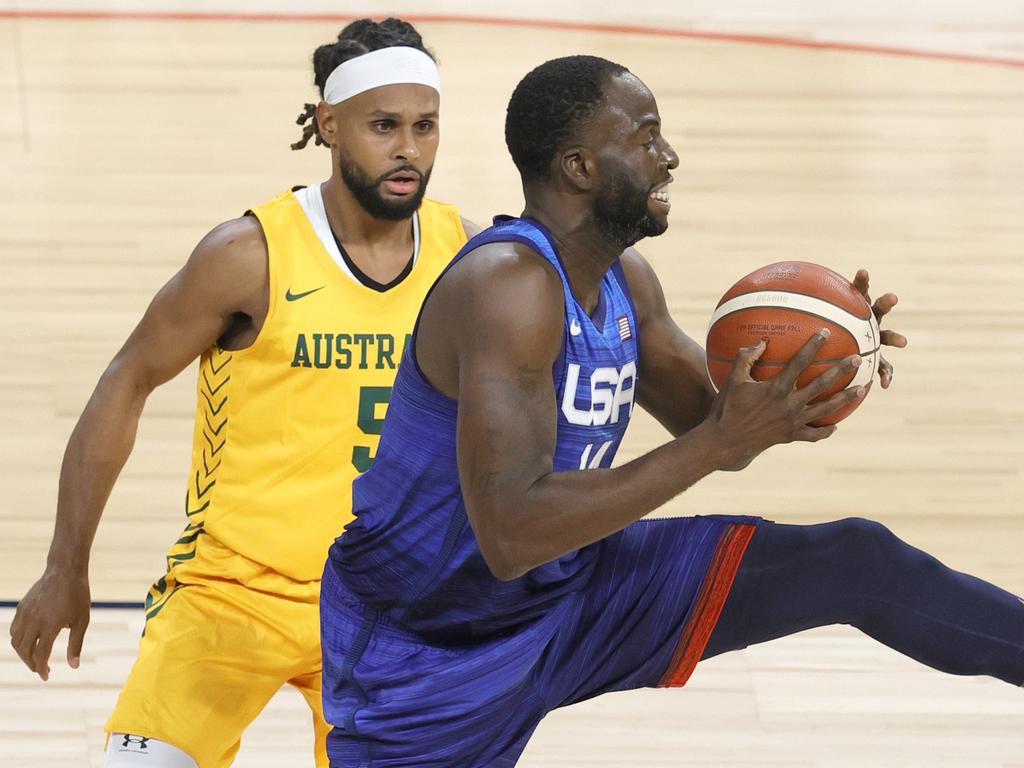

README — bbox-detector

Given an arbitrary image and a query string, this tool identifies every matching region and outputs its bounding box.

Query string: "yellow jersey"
[146,186,466,616]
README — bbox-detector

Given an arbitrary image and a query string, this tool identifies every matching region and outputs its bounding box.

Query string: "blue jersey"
[328,216,640,640]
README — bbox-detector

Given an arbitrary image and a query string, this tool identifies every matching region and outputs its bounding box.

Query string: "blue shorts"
[321,515,760,768]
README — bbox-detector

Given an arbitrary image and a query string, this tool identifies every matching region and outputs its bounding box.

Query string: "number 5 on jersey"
[352,386,391,472]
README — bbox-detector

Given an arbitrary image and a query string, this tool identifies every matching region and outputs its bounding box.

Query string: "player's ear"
[316,101,338,147]
[559,147,596,191]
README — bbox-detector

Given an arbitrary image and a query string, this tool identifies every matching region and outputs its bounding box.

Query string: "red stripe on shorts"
[656,522,757,688]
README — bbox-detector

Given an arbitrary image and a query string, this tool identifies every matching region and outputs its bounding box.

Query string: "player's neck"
[320,178,415,254]
[522,202,622,316]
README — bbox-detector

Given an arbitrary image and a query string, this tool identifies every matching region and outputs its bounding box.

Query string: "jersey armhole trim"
[409,231,565,395]
[215,211,274,356]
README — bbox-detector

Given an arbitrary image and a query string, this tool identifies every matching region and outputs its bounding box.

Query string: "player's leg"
[320,562,548,767]
[703,517,1024,685]
[106,581,304,767]
[541,514,761,706]
[291,670,330,768]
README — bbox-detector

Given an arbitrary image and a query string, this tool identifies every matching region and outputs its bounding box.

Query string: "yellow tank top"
[153,187,466,600]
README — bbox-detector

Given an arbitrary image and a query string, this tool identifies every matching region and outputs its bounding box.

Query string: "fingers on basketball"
[706,262,879,427]
[797,354,861,405]
[729,339,767,383]
[775,330,829,390]
[804,384,864,426]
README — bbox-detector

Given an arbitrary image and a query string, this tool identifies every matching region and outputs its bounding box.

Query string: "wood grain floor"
[1,5,1022,766]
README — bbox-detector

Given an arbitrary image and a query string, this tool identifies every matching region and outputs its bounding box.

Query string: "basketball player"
[9,19,473,768]
[319,55,1024,766]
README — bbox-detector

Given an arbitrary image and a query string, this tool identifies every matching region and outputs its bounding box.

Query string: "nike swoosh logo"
[285,286,326,302]
[569,318,583,336]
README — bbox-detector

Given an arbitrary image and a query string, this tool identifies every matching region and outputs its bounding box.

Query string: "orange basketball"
[705,261,880,425]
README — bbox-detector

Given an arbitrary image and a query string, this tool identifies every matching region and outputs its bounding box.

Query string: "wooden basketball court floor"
[1,4,1022,766]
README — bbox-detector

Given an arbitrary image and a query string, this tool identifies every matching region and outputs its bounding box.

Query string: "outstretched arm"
[10,217,267,680]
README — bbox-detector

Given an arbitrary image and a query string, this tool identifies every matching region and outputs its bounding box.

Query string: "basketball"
[705,261,880,425]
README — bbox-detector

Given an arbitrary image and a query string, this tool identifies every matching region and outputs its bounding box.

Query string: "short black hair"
[292,18,435,150]
[505,55,628,180]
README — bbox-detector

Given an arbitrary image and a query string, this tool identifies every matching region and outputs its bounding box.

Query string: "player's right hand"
[9,567,91,681]
[706,329,866,467]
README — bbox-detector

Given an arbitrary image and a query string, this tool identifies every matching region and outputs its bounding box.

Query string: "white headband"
[323,46,441,105]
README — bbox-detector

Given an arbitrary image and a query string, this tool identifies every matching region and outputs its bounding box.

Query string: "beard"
[338,154,433,221]
[591,167,667,248]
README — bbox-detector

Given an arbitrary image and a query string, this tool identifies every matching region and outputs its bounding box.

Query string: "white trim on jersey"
[292,183,420,286]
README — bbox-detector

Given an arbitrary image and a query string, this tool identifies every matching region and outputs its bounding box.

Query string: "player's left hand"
[853,268,907,389]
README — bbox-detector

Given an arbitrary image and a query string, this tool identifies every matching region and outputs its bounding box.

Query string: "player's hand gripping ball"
[705,261,880,426]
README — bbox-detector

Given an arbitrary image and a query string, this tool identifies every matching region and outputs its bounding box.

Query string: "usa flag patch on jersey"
[616,315,632,341]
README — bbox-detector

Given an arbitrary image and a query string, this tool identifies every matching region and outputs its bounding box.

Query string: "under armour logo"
[122,735,150,749]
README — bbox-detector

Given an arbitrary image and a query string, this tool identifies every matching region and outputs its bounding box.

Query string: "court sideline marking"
[1,8,1023,70]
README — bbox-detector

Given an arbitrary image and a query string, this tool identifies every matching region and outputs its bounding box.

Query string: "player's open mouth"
[383,171,420,195]
[649,180,672,210]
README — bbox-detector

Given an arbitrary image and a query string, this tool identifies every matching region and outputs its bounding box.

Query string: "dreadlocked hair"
[291,17,435,151]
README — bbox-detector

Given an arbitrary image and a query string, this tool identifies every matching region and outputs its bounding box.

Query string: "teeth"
[650,190,670,202]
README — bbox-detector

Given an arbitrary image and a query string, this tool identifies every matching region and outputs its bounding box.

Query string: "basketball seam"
[714,287,871,320]
[708,304,861,350]
[706,345,881,366]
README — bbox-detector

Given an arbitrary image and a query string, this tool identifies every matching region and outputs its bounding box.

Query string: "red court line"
[2,8,1023,70]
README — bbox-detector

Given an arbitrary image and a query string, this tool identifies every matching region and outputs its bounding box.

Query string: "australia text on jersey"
[290,332,413,370]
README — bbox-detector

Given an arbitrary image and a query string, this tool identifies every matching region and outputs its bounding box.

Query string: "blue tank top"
[329,216,640,641]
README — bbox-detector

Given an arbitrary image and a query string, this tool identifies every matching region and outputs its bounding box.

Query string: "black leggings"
[703,518,1024,686]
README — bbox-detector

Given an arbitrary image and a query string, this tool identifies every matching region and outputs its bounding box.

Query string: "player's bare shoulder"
[189,215,268,298]
[439,240,564,329]
[182,215,270,347]
[463,237,560,285]
[460,216,483,238]
[417,239,565,398]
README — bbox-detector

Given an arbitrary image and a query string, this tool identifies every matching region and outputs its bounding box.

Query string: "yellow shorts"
[106,537,328,767]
